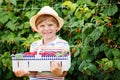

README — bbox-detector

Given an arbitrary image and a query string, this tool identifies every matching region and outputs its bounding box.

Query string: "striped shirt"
[29,36,70,80]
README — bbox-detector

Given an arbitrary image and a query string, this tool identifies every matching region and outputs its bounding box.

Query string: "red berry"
[107,22,112,27]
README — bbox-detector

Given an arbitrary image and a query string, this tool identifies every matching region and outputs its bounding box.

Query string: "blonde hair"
[35,15,59,28]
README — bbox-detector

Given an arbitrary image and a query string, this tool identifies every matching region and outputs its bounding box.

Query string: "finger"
[50,61,54,70]
[15,70,21,77]
[51,61,57,68]
[17,70,23,77]
[14,70,18,76]
[57,61,62,67]
[50,61,59,72]
[14,70,27,77]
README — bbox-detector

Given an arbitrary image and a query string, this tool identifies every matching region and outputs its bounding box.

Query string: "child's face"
[37,19,59,40]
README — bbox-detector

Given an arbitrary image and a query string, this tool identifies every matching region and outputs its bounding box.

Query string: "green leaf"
[87,63,98,73]
[24,22,30,28]
[103,64,109,71]
[15,54,23,59]
[82,23,93,33]
[1,30,10,42]
[116,63,120,70]
[89,29,101,41]
[77,0,91,4]
[97,26,104,33]
[14,36,20,44]
[6,21,15,31]
[101,0,108,4]
[100,43,106,52]
[96,60,103,65]
[80,45,92,59]
[1,31,15,44]
[83,37,92,45]
[112,48,120,58]
[81,50,88,60]
[85,12,92,19]
[101,59,112,71]
[3,52,11,57]
[8,12,17,23]
[62,1,72,8]
[93,47,99,56]
[70,3,78,12]
[78,61,88,71]
[0,12,9,24]
[0,0,3,5]
[106,61,113,68]
[114,59,120,70]
[74,48,80,57]
[23,0,29,9]
[104,47,112,58]
[75,11,82,19]
[5,0,9,3]
[101,58,109,62]
[10,0,17,6]
[25,10,37,19]
[103,4,118,16]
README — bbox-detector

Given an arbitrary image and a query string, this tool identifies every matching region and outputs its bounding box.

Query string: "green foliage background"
[0,0,120,80]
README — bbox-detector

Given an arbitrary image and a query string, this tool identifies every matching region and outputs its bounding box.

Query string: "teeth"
[45,32,51,34]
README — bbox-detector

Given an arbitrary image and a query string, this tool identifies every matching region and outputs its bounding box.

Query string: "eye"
[48,24,54,27]
[38,25,45,28]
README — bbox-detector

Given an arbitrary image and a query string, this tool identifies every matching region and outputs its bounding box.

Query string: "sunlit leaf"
[25,10,37,19]
[10,0,17,6]
[6,21,15,31]
[62,1,72,8]
[0,12,8,24]
[85,12,92,19]
[74,48,80,57]
[71,3,78,12]
[103,4,118,16]
[106,61,113,68]
[24,22,30,28]
[101,58,109,62]
[0,0,3,5]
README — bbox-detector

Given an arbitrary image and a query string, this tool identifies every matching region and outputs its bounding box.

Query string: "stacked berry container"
[12,49,71,72]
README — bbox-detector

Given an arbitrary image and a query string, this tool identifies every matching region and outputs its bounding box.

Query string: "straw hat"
[30,6,64,32]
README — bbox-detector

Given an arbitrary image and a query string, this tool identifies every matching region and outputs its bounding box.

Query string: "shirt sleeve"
[56,40,70,51]
[30,43,35,52]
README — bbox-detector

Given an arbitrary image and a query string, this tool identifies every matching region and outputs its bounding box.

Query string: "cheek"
[37,28,43,33]
[54,27,59,31]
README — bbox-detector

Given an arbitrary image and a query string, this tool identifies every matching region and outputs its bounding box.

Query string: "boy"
[14,6,71,80]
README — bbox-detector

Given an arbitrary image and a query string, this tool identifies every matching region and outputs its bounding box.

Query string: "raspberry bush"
[0,0,120,80]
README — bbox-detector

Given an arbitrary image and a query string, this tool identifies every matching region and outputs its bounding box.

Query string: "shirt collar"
[40,36,59,45]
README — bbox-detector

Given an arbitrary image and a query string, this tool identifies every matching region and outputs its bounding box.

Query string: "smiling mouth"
[44,32,52,35]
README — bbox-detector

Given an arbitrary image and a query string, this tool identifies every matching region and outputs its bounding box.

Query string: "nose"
[44,25,50,31]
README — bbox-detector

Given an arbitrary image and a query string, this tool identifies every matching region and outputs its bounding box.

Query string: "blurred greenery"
[0,0,120,80]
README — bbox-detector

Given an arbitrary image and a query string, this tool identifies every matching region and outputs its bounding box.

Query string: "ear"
[56,27,60,32]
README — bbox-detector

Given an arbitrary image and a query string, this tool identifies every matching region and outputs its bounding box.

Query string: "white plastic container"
[12,50,71,72]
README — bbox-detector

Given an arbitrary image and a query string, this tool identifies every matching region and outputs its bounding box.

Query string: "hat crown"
[37,6,58,16]
[30,6,64,32]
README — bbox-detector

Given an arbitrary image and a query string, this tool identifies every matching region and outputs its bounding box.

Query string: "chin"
[44,36,52,39]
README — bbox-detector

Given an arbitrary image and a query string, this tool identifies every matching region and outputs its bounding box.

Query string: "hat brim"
[30,14,64,32]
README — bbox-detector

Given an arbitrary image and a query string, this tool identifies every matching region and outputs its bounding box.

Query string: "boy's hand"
[14,70,29,77]
[50,61,63,77]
